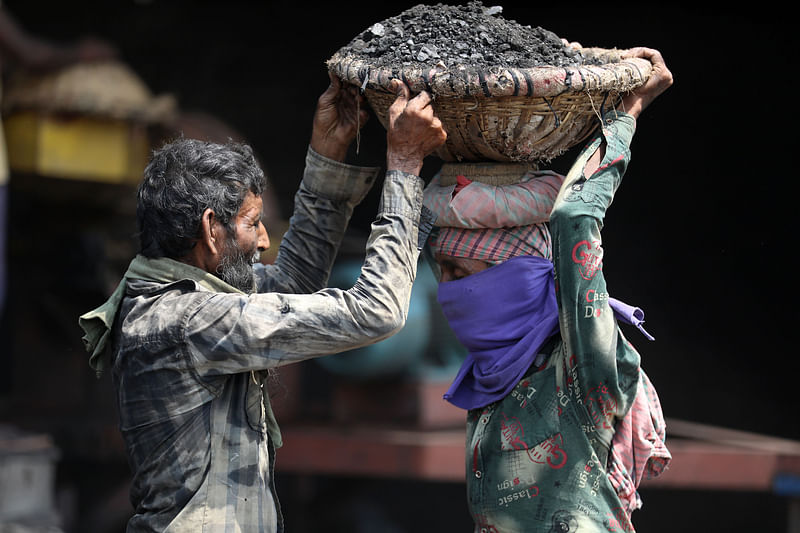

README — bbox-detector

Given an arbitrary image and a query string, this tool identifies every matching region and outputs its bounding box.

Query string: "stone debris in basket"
[334,1,599,72]
[327,2,652,162]
[327,1,646,100]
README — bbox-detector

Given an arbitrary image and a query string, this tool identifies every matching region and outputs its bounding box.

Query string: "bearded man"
[79,76,446,532]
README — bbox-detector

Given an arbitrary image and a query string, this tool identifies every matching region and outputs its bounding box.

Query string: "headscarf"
[423,162,564,411]
[422,163,565,263]
[438,255,559,409]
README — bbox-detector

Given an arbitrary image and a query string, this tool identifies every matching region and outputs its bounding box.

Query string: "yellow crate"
[3,111,149,185]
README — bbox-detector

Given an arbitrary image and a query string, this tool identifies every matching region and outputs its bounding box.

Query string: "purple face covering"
[439,255,654,410]
[438,256,560,410]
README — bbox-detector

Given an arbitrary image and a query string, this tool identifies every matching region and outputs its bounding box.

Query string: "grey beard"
[216,241,260,294]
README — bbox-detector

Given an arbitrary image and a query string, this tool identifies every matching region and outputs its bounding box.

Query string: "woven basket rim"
[439,162,536,185]
[327,46,651,99]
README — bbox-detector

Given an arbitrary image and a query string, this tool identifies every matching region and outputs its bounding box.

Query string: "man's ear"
[200,207,221,257]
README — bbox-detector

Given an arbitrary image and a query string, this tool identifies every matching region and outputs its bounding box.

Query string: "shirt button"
[475,470,482,478]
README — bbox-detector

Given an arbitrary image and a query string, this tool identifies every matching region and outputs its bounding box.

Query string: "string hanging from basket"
[541,96,560,128]
[355,67,371,154]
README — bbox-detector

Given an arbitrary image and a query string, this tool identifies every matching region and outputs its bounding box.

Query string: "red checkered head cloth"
[422,163,565,263]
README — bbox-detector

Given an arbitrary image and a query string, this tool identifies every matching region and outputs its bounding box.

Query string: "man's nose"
[257,222,270,252]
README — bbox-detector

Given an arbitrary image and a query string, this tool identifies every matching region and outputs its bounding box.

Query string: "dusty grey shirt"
[111,147,429,532]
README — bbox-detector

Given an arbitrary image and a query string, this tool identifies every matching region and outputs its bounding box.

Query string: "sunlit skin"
[223,192,271,263]
[183,191,270,275]
[435,253,492,282]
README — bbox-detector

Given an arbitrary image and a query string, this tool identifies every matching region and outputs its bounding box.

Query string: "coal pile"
[335,2,596,71]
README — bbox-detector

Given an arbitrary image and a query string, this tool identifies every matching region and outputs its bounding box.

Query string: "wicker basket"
[327,47,651,163]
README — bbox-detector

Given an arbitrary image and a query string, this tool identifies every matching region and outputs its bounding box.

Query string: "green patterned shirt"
[465,111,644,533]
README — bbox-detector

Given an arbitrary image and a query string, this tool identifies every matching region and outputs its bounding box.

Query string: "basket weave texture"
[327,47,651,163]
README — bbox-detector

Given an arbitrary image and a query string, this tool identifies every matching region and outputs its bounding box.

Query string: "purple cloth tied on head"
[439,256,560,410]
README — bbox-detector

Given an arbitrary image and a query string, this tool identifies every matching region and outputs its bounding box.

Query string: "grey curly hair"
[136,138,267,259]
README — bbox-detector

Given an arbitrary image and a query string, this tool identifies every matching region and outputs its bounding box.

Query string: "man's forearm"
[255,147,379,294]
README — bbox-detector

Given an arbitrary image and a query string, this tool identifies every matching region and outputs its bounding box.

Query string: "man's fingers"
[621,47,671,86]
[407,89,433,111]
[388,79,411,121]
[322,71,342,99]
[621,46,644,59]
[621,46,662,64]
[318,73,342,110]
[388,79,435,114]
[393,79,411,102]
[328,71,342,89]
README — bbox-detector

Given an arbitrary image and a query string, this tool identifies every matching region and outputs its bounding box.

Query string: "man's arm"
[255,76,445,296]
[255,147,380,295]
[188,81,447,374]
[254,73,378,295]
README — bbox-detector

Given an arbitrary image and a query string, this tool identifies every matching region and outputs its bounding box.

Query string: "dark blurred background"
[0,1,797,532]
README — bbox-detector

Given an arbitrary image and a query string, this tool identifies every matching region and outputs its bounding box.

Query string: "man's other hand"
[310,72,370,162]
[385,80,447,176]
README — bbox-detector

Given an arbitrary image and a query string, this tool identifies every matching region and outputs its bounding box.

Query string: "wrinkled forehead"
[235,192,264,220]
